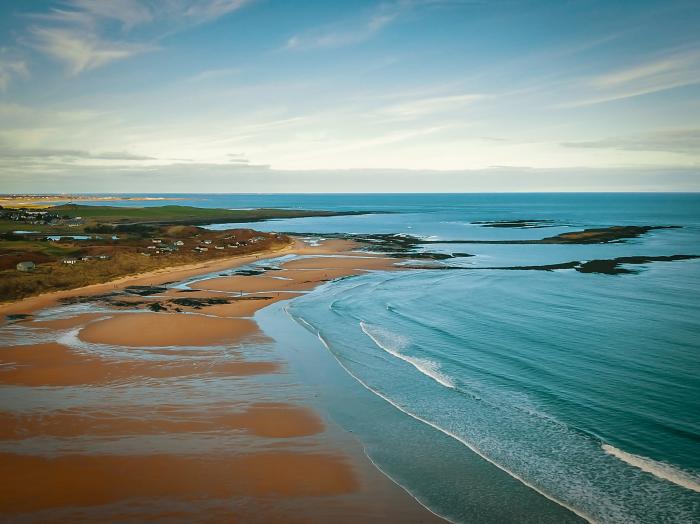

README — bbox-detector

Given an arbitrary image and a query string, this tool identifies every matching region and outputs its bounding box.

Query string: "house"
[214,246,225,250]
[80,255,93,261]
[62,257,78,265]
[97,254,111,260]
[174,240,185,246]
[16,261,35,272]
[152,239,163,244]
[203,240,212,245]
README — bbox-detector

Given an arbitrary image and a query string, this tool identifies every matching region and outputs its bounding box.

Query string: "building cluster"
[140,238,183,256]
[0,207,62,225]
[191,235,266,254]
[16,254,111,271]
[137,234,268,257]
[62,255,112,264]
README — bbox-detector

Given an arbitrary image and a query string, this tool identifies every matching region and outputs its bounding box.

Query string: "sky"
[0,0,699,193]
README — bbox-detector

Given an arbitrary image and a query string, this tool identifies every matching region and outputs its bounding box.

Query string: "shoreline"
[0,240,299,317]
[0,195,186,208]
[0,237,444,523]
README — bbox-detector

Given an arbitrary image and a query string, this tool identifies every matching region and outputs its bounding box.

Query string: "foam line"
[290,312,595,524]
[602,444,700,493]
[360,321,455,389]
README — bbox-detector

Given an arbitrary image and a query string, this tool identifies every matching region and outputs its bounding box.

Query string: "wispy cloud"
[283,0,427,51]
[186,67,240,83]
[282,1,484,51]
[562,47,700,107]
[0,51,29,90]
[381,93,486,119]
[29,26,156,74]
[31,0,252,30]
[285,13,396,50]
[0,147,155,161]
[227,152,250,164]
[181,0,251,24]
[562,129,700,155]
[23,0,252,74]
[5,162,699,194]
[0,102,106,126]
[32,0,155,30]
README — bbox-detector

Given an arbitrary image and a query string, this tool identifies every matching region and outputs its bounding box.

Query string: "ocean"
[94,193,700,522]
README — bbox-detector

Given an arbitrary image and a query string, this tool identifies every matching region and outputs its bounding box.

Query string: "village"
[1,220,289,301]
[12,229,279,271]
[0,206,66,226]
[0,201,359,301]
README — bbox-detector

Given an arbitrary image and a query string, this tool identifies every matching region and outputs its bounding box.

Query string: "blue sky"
[0,0,699,192]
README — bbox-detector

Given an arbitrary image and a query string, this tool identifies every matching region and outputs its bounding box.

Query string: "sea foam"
[360,321,455,389]
[301,317,593,524]
[602,444,700,493]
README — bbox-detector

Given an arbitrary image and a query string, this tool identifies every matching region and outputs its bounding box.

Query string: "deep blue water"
[87,194,700,522]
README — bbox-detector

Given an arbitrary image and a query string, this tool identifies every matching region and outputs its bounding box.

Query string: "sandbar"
[79,313,260,347]
[0,402,323,440]
[0,451,359,513]
[0,342,280,387]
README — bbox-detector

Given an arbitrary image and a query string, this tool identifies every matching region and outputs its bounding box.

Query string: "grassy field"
[52,204,364,224]
[1,202,318,302]
[0,228,290,302]
[0,204,370,234]
[0,202,369,260]
[0,202,377,302]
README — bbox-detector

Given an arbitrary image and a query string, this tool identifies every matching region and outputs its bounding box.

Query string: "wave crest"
[602,444,700,493]
[360,322,455,389]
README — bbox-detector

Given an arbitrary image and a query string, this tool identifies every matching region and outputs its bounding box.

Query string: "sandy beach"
[0,238,442,523]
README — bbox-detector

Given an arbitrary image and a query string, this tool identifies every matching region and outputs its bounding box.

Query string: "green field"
[52,204,365,224]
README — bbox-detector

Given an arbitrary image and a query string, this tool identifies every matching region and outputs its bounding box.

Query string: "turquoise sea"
[96,193,700,523]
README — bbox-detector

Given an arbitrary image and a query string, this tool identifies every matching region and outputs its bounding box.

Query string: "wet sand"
[281,255,400,270]
[79,313,261,347]
[30,313,108,330]
[180,294,304,318]
[191,258,397,293]
[0,403,324,440]
[0,238,444,523]
[0,342,281,387]
[191,274,325,292]
[0,452,359,513]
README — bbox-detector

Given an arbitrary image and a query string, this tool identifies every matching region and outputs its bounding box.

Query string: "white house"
[16,261,35,272]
